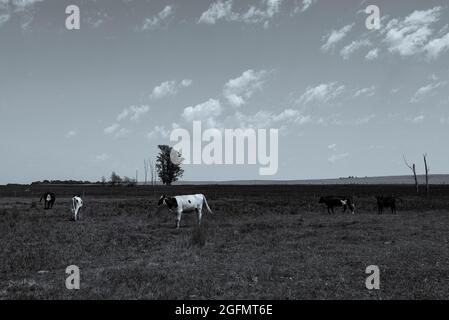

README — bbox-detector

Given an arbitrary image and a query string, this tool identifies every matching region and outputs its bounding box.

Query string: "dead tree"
[403,155,419,193]
[144,159,149,185]
[423,154,430,195]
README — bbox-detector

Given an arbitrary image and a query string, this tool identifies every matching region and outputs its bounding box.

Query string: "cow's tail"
[203,195,213,214]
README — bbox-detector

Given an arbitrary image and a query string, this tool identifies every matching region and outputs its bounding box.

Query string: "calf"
[319,196,355,214]
[71,195,83,221]
[158,194,213,229]
[376,196,397,214]
[40,192,56,210]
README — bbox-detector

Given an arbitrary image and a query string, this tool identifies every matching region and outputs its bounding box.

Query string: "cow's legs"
[176,211,182,229]
[197,208,203,225]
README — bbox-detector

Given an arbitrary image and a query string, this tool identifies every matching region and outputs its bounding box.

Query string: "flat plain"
[1,184,448,299]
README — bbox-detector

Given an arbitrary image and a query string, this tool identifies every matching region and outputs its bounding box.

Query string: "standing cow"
[319,196,355,214]
[71,195,83,221]
[40,192,56,210]
[157,194,213,229]
[376,196,397,214]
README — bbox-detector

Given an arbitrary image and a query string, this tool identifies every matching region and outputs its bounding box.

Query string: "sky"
[1,0,449,184]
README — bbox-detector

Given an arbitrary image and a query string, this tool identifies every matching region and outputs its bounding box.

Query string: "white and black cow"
[71,195,83,221]
[157,194,213,229]
[319,196,355,214]
[40,192,56,210]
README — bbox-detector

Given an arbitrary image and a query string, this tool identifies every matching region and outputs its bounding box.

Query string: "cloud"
[224,69,267,107]
[406,115,425,124]
[328,144,337,151]
[147,125,170,139]
[424,32,449,59]
[354,86,376,98]
[198,0,283,27]
[117,105,150,121]
[365,48,379,60]
[301,0,316,12]
[65,130,77,139]
[321,24,354,52]
[297,82,345,105]
[355,114,376,125]
[231,108,311,130]
[182,98,222,127]
[340,39,371,60]
[141,5,174,30]
[114,128,129,138]
[94,153,109,162]
[0,13,10,27]
[104,123,120,135]
[150,79,192,99]
[383,6,445,57]
[328,152,349,163]
[410,81,446,103]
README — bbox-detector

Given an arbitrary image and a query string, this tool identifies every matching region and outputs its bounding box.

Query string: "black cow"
[40,192,56,210]
[376,196,397,214]
[319,196,355,214]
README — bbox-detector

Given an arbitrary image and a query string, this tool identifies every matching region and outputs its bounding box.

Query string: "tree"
[144,159,149,185]
[101,176,106,186]
[423,153,430,195]
[156,145,184,185]
[110,171,122,186]
[403,155,419,193]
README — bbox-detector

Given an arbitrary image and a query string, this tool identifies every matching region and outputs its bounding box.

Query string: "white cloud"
[65,130,77,139]
[328,143,337,151]
[114,128,129,138]
[355,114,376,125]
[182,98,222,127]
[0,13,10,27]
[354,86,376,98]
[150,79,192,99]
[321,24,354,52]
[147,125,170,139]
[301,0,316,12]
[104,123,120,135]
[410,81,446,103]
[365,48,379,60]
[328,153,349,163]
[383,7,443,57]
[424,32,449,59]
[198,0,283,27]
[142,5,174,30]
[117,105,150,121]
[231,108,311,130]
[224,69,267,107]
[297,82,345,105]
[94,153,109,162]
[406,115,425,124]
[340,39,371,60]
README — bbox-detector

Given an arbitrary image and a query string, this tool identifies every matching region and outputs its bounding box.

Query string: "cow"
[71,195,83,221]
[40,192,56,210]
[319,196,355,214]
[376,196,397,214]
[157,194,213,229]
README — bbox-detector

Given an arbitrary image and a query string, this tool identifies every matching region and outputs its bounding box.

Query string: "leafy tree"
[156,145,184,185]
[110,171,122,186]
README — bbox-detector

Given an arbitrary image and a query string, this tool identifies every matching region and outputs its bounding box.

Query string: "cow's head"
[157,195,167,207]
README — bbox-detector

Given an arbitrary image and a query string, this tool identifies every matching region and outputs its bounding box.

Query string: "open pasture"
[1,184,449,299]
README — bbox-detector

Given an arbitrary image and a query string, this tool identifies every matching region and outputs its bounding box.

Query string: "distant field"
[1,184,449,299]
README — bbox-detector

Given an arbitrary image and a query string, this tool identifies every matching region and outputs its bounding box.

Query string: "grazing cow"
[319,196,355,214]
[71,195,83,221]
[376,196,397,214]
[40,192,56,210]
[158,194,213,229]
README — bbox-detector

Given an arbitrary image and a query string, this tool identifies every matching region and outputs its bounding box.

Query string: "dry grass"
[1,184,449,299]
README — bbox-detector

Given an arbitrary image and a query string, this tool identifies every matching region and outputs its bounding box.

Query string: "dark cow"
[376,196,397,214]
[319,196,355,214]
[40,192,56,210]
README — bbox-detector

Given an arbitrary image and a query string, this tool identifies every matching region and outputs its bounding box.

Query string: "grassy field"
[1,184,449,300]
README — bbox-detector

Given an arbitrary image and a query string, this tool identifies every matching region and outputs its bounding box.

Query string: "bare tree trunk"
[423,154,430,195]
[144,159,149,186]
[403,155,419,193]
